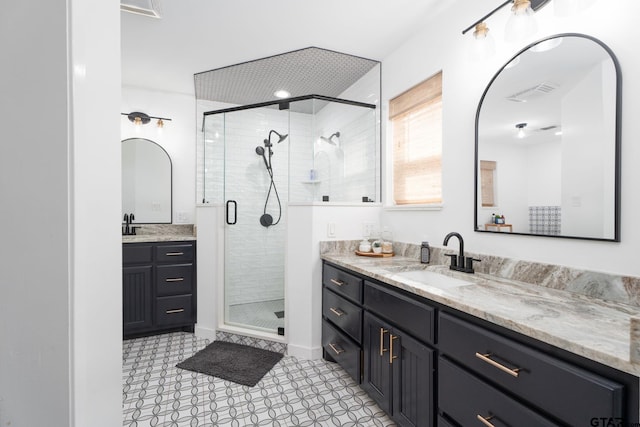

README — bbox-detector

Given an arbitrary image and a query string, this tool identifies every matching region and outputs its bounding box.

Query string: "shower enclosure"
[200,95,378,336]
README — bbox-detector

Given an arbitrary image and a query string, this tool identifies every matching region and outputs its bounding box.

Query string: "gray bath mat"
[176,341,283,387]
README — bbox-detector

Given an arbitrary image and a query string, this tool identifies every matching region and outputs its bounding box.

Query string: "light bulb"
[505,0,537,42]
[470,22,496,61]
[157,119,164,128]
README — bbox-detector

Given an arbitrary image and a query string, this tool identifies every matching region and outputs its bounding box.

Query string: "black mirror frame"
[122,137,173,224]
[473,33,622,242]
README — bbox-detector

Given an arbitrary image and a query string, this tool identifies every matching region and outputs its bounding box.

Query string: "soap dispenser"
[421,242,430,264]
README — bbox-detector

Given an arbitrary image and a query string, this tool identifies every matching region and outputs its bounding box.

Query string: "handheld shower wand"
[255,129,289,227]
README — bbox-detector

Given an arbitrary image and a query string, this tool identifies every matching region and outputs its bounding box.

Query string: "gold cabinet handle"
[328,343,344,355]
[476,414,496,427]
[379,328,389,356]
[475,352,521,377]
[165,277,184,282]
[166,252,184,256]
[330,278,344,287]
[389,334,398,364]
[166,308,185,314]
[329,307,344,317]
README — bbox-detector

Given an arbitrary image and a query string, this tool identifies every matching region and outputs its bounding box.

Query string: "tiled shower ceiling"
[194,47,379,108]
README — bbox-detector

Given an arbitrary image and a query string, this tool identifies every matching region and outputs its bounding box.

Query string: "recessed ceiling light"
[274,90,290,99]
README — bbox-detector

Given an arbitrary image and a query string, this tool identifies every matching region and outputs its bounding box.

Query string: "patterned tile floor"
[123,332,396,426]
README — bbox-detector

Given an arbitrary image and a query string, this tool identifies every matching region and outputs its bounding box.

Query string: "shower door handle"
[226,200,237,225]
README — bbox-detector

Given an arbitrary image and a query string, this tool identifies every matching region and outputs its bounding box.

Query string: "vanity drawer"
[323,264,363,303]
[323,288,362,344]
[155,243,194,263]
[439,357,559,427]
[156,264,194,296]
[322,320,361,383]
[363,281,434,345]
[156,295,193,326]
[123,244,153,264]
[439,312,623,426]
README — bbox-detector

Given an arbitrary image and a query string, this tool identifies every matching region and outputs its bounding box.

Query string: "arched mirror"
[122,138,172,223]
[475,34,620,241]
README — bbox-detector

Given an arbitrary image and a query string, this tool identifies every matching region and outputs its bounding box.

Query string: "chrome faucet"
[442,232,480,273]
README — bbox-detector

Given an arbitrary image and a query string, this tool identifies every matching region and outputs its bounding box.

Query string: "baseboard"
[194,325,217,341]
[287,343,323,360]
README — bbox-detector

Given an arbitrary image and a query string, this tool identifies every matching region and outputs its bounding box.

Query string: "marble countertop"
[122,234,196,243]
[322,252,640,377]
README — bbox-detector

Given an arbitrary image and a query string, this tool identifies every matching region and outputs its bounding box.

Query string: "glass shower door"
[223,107,289,335]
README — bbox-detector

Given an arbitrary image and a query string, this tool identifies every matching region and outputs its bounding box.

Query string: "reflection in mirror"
[475,34,620,241]
[122,138,172,223]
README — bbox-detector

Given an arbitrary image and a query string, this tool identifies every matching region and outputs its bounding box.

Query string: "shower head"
[319,131,341,145]
[267,129,288,144]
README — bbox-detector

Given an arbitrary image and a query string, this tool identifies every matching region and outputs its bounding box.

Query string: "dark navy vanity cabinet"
[321,261,639,427]
[123,241,196,338]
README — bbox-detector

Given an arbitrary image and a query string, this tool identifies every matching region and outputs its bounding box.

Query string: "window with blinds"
[390,71,443,205]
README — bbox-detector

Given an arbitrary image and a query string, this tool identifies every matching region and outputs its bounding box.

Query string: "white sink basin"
[394,269,473,288]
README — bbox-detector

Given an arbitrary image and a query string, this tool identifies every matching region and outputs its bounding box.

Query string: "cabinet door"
[392,330,434,427]
[123,265,153,334]
[362,312,392,414]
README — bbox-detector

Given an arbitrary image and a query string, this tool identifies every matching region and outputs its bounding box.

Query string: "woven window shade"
[391,72,443,205]
[480,160,496,207]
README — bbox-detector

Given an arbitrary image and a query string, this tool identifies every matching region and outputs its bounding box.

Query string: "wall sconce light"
[122,111,172,128]
[462,0,550,48]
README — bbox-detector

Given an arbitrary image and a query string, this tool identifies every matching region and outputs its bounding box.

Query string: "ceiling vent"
[506,82,559,103]
[121,0,162,18]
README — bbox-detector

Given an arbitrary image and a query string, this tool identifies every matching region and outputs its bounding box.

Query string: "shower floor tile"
[123,332,395,426]
[227,298,285,332]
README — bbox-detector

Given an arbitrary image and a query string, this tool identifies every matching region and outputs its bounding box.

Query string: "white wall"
[381,0,640,276]
[561,61,615,238]
[287,204,382,359]
[121,86,196,224]
[0,1,121,426]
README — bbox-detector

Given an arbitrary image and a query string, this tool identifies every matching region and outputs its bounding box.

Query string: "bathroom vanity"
[321,253,640,427]
[123,237,196,338]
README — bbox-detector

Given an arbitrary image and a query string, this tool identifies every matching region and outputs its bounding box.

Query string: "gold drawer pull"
[476,414,496,427]
[329,307,344,317]
[379,328,388,356]
[166,308,185,314]
[475,352,521,377]
[328,343,344,355]
[166,252,184,256]
[389,334,398,364]
[165,277,184,282]
[330,278,344,287]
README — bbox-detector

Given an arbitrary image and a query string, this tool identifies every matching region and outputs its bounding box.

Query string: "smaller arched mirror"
[122,138,172,223]
[475,34,621,241]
